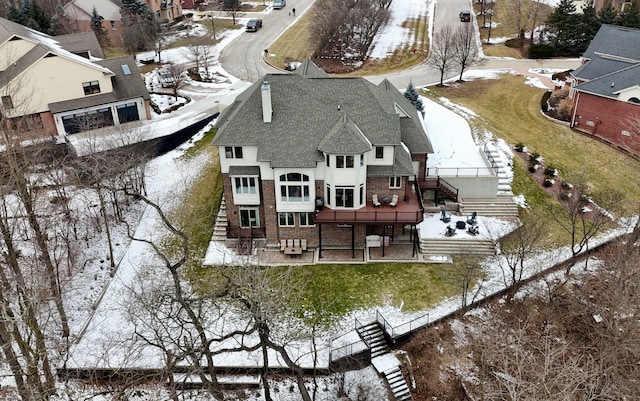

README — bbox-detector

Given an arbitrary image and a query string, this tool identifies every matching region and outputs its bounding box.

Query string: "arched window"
[629,97,640,104]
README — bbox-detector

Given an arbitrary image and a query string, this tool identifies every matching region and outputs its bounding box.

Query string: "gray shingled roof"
[318,113,372,154]
[213,71,433,169]
[572,57,632,81]
[574,63,640,99]
[56,31,105,59]
[573,24,640,98]
[582,24,640,63]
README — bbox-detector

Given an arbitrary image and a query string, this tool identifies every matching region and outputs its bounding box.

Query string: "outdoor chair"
[467,225,479,235]
[389,194,398,207]
[372,194,381,207]
[440,209,451,223]
[445,225,456,237]
[466,211,477,225]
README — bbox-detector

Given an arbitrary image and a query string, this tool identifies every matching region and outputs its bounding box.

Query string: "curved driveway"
[219,0,581,88]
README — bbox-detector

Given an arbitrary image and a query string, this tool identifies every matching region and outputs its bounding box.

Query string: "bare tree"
[427,25,456,86]
[441,256,484,307]
[495,213,546,289]
[309,0,348,58]
[548,172,622,268]
[452,23,479,81]
[223,0,243,25]
[165,63,188,100]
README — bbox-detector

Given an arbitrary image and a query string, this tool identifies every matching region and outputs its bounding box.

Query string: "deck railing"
[315,209,423,224]
[376,310,430,340]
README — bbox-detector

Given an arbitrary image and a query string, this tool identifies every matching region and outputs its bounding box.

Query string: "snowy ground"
[45,0,630,399]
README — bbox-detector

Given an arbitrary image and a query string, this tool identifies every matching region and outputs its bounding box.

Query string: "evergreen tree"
[616,0,640,28]
[597,3,618,25]
[403,81,425,117]
[90,6,109,46]
[544,0,583,56]
[579,0,601,48]
[7,0,53,34]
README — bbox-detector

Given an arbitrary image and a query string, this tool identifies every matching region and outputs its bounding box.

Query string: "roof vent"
[611,82,615,87]
[337,104,341,111]
[261,81,272,123]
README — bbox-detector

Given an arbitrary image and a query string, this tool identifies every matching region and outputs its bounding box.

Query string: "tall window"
[1,95,13,109]
[279,173,310,202]
[389,176,401,189]
[82,80,101,95]
[225,146,243,159]
[326,154,330,167]
[336,155,354,168]
[278,212,295,226]
[375,147,384,159]
[336,187,354,207]
[234,177,257,194]
[360,154,364,166]
[239,209,259,228]
[299,212,315,226]
[326,184,331,206]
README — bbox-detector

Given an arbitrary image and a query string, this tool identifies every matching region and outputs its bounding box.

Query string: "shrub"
[541,90,551,112]
[544,166,558,176]
[515,142,525,152]
[543,178,555,187]
[528,164,539,173]
[529,152,541,163]
[528,44,555,59]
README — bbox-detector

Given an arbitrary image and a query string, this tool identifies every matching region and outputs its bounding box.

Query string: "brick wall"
[572,92,640,156]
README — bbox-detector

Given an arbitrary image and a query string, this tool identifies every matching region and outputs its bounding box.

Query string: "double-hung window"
[389,176,401,189]
[82,81,101,95]
[225,146,243,159]
[239,208,259,228]
[299,212,315,226]
[234,177,257,194]
[336,155,354,168]
[278,212,295,227]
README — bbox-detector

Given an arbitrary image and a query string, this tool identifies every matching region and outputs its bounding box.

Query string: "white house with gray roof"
[212,60,445,254]
[570,24,640,155]
[0,17,151,145]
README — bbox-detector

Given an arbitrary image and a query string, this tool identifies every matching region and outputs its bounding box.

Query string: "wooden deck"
[315,199,423,224]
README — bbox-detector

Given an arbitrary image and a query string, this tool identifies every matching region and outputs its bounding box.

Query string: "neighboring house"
[63,0,124,46]
[570,24,640,156]
[146,0,183,22]
[0,17,151,144]
[211,60,502,255]
[64,0,183,47]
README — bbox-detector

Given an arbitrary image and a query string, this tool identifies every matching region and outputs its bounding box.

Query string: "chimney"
[261,81,272,123]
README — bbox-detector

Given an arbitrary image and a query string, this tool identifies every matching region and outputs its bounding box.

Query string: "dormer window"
[82,81,101,95]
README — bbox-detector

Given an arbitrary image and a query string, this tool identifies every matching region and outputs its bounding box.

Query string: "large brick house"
[0,17,151,144]
[212,61,435,254]
[570,24,640,155]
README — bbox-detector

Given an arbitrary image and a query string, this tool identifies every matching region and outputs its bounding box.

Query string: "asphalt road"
[218,0,581,88]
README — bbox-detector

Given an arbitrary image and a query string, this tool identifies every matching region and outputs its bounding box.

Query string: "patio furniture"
[467,225,480,235]
[445,225,456,237]
[466,211,477,225]
[440,209,451,223]
[372,194,381,207]
[389,194,398,207]
[455,220,466,230]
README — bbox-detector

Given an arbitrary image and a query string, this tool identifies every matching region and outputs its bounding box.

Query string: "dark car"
[246,19,263,32]
[459,11,471,22]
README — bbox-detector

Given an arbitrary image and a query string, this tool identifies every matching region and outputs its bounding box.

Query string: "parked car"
[273,0,286,9]
[246,19,263,32]
[459,10,471,22]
